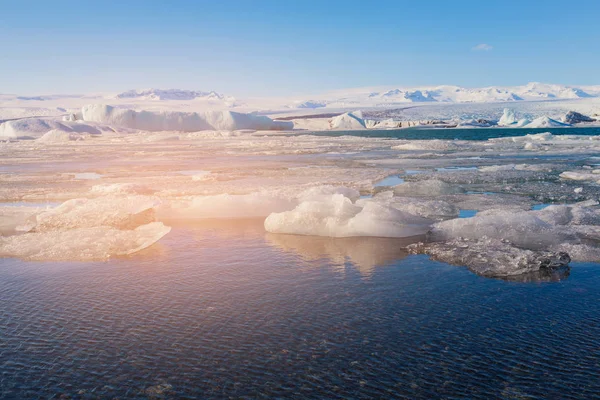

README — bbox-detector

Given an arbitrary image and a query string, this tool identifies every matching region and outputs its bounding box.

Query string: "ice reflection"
[499,266,571,283]
[266,233,422,277]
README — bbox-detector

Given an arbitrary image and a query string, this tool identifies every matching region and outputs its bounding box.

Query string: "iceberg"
[80,104,293,132]
[498,108,518,126]
[264,192,432,238]
[524,116,571,128]
[329,111,366,130]
[0,222,170,261]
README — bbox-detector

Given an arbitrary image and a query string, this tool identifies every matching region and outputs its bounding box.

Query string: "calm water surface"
[1,220,599,399]
[300,127,600,141]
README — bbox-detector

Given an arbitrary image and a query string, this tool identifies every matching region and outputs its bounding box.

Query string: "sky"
[1,0,599,97]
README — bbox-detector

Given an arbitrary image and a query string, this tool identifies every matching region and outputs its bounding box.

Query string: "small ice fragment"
[73,172,103,180]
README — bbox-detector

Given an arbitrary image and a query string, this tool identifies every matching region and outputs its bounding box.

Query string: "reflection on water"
[266,233,419,277]
[499,266,571,283]
[1,220,599,399]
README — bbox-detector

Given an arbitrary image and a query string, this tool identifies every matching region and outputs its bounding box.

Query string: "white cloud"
[472,43,493,51]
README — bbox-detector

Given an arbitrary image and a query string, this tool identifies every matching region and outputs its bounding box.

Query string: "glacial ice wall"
[80,104,293,132]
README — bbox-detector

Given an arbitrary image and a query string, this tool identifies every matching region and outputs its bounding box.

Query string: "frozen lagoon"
[2,126,600,397]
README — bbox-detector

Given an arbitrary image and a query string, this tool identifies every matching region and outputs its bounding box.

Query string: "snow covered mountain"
[287,82,600,109]
[114,89,230,101]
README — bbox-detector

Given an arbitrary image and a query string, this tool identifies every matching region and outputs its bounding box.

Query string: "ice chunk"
[360,191,459,220]
[392,179,464,196]
[37,129,77,142]
[0,222,170,261]
[430,208,574,249]
[0,119,70,139]
[0,206,43,236]
[409,238,570,277]
[524,116,571,128]
[329,112,366,130]
[90,183,155,195]
[33,196,160,232]
[498,108,518,126]
[560,171,600,183]
[265,193,432,238]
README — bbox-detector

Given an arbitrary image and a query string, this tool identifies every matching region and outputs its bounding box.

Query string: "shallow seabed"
[1,220,599,399]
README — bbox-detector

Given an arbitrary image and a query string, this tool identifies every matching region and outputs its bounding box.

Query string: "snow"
[0,118,104,139]
[115,88,228,101]
[37,129,77,142]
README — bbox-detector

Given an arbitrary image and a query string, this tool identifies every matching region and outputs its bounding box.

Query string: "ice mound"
[329,111,366,130]
[430,208,573,249]
[392,179,464,196]
[0,118,103,139]
[159,186,359,220]
[0,222,170,261]
[0,119,69,139]
[80,104,293,132]
[560,171,600,183]
[32,196,160,232]
[524,116,571,128]
[498,108,518,126]
[0,196,169,261]
[264,192,432,238]
[409,238,571,277]
[362,191,459,220]
[90,183,156,195]
[0,206,44,236]
[37,129,78,142]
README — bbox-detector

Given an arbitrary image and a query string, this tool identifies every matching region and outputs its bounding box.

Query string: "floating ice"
[264,192,432,238]
[329,111,366,130]
[361,191,459,220]
[524,116,571,128]
[0,222,170,261]
[560,171,600,183]
[33,196,160,232]
[0,206,44,236]
[392,179,465,196]
[498,108,518,126]
[409,238,571,277]
[90,183,155,195]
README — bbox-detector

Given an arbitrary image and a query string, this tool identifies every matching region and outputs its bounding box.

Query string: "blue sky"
[1,0,599,96]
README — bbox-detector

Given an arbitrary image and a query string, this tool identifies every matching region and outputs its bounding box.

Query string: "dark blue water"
[1,221,599,399]
[300,127,600,141]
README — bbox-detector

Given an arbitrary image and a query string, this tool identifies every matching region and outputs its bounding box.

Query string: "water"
[300,127,600,141]
[1,220,599,399]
